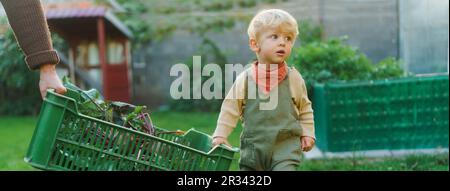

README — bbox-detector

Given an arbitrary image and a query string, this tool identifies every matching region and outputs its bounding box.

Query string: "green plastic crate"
[313,75,449,152]
[25,90,238,171]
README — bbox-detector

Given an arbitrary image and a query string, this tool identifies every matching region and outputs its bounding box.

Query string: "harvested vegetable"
[62,76,155,136]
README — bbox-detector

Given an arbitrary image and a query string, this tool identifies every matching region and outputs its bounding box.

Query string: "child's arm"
[296,75,316,152]
[290,69,315,140]
[212,74,246,147]
[298,78,315,140]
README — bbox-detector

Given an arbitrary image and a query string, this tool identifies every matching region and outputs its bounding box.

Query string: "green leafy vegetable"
[62,76,155,136]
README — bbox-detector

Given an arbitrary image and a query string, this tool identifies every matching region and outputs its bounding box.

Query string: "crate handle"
[215,144,239,152]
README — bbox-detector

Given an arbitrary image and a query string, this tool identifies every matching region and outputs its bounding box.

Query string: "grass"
[0,116,36,171]
[298,153,449,171]
[0,113,448,171]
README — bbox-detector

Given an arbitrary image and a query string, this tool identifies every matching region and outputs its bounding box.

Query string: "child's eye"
[270,34,278,39]
[285,36,292,41]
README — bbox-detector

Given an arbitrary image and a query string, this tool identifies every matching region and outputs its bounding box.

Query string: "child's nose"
[278,38,286,46]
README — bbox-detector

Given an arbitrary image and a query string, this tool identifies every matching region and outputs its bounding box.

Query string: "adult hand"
[39,64,67,99]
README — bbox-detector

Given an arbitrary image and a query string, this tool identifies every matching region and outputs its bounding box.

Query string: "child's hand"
[212,136,231,147]
[301,136,315,152]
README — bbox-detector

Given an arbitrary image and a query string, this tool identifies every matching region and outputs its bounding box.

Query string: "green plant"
[289,37,374,86]
[288,37,405,98]
[62,76,155,135]
[238,0,257,8]
[0,30,41,115]
[372,57,406,80]
[0,24,71,116]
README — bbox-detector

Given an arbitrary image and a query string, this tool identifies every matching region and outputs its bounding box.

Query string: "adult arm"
[1,0,59,70]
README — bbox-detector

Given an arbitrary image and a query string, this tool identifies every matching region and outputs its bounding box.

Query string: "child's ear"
[249,38,260,52]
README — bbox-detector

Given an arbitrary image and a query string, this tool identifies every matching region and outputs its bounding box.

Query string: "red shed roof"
[46,7,107,19]
[46,7,133,39]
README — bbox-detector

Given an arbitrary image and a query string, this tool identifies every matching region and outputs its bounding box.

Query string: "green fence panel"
[313,75,449,152]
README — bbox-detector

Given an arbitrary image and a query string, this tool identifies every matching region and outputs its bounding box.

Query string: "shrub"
[288,37,405,98]
[372,57,406,80]
[0,30,41,115]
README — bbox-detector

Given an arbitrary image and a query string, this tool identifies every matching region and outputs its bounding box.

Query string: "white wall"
[399,0,449,74]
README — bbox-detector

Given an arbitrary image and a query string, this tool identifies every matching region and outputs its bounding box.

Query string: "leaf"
[62,76,82,91]
[104,107,114,123]
[60,78,155,136]
[125,106,144,123]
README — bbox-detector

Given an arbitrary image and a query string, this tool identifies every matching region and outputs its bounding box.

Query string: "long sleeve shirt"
[212,66,315,139]
[1,0,59,70]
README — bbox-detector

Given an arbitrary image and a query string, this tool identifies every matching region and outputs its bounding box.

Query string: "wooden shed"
[46,6,133,102]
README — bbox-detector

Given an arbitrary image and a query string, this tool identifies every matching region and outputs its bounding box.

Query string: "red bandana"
[251,61,288,94]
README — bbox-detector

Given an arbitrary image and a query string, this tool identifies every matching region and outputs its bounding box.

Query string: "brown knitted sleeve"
[1,0,59,70]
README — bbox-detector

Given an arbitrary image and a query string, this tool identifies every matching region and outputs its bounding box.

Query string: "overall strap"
[242,66,297,108]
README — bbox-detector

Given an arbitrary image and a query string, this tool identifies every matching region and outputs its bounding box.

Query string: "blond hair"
[247,9,299,41]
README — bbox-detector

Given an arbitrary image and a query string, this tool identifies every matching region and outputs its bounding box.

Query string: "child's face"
[250,27,295,65]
